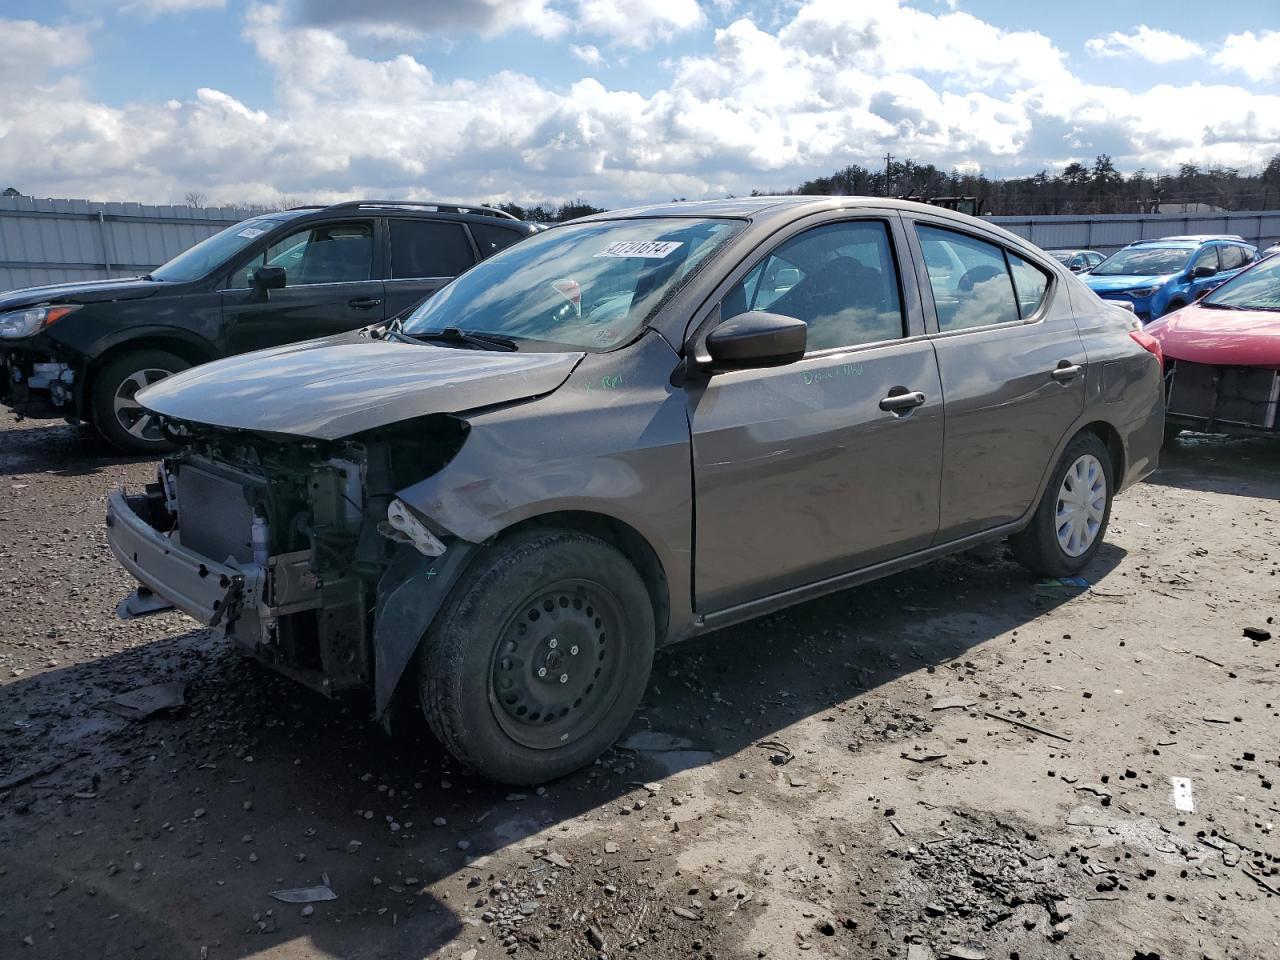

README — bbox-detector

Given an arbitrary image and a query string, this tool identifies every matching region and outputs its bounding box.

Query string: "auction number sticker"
[594,240,683,259]
[237,227,267,239]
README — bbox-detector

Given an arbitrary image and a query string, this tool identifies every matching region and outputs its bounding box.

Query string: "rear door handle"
[349,297,382,310]
[879,390,927,412]
[1050,361,1083,382]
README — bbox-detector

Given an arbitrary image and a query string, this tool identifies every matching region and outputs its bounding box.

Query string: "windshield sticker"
[594,240,684,259]
[237,227,267,239]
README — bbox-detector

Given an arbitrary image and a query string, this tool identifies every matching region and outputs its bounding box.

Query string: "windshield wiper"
[405,326,519,351]
[1200,301,1245,310]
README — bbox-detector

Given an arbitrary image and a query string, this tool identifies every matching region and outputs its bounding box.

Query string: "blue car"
[1084,235,1259,322]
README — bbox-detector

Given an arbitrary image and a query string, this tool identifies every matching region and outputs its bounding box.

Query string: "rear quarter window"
[470,222,525,259]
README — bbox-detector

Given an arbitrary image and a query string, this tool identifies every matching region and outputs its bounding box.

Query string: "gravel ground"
[1,407,1278,960]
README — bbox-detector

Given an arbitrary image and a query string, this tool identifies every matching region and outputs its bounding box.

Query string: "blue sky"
[1,0,1277,206]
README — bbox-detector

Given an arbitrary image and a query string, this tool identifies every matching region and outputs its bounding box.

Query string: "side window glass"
[470,222,523,259]
[720,220,904,351]
[1240,246,1256,264]
[1007,253,1050,317]
[1088,253,1104,268]
[1220,245,1245,270]
[1191,246,1220,274]
[244,222,374,286]
[1068,254,1084,270]
[916,225,1019,330]
[390,220,475,278]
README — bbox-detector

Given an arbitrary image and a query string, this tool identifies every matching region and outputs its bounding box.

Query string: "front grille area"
[175,465,257,563]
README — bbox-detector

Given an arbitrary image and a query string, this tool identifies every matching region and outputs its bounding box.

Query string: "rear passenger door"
[382,218,477,316]
[221,218,384,354]
[904,217,1086,542]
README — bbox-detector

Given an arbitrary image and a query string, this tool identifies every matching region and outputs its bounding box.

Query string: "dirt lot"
[1,408,1278,960]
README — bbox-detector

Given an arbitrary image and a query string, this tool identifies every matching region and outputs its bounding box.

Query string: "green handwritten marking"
[586,374,624,392]
[801,363,863,386]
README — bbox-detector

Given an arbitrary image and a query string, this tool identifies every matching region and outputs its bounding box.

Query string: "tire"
[419,530,655,784]
[90,349,190,454]
[1161,299,1185,318]
[1010,431,1114,578]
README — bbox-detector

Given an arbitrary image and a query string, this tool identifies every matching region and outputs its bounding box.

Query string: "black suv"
[0,200,535,452]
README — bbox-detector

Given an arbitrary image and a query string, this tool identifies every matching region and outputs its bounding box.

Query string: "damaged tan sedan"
[107,197,1164,783]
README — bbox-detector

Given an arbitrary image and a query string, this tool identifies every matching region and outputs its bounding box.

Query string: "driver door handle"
[349,297,382,310]
[1050,361,1083,382]
[879,390,927,412]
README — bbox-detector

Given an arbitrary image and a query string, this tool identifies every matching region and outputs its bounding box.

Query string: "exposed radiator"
[175,465,257,563]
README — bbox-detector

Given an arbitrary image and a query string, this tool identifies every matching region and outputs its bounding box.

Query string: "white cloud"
[1211,30,1280,84]
[118,0,226,14]
[3,2,1279,209]
[1085,25,1204,64]
[294,0,704,49]
[570,43,604,66]
[0,19,92,83]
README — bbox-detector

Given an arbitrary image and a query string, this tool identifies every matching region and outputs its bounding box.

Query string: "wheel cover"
[489,578,626,750]
[1055,453,1107,557]
[112,367,173,443]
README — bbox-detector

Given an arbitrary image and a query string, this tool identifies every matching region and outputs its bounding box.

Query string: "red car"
[1148,253,1280,438]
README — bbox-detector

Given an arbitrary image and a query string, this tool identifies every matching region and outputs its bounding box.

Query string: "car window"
[390,220,475,279]
[470,222,525,259]
[917,225,1020,330]
[241,221,374,287]
[1068,254,1084,270]
[1240,246,1256,264]
[721,220,904,352]
[1007,253,1050,316]
[1087,253,1104,267]
[1191,246,1220,274]
[1220,245,1245,271]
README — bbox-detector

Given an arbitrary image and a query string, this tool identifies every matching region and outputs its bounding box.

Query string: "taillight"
[1129,329,1163,368]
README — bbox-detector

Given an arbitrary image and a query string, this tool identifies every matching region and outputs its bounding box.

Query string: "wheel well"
[82,338,213,423]
[1081,421,1125,483]
[496,511,671,645]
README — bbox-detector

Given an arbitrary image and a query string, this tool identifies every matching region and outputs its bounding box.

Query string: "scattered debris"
[100,681,186,720]
[756,738,794,764]
[983,711,1072,742]
[931,696,977,712]
[270,883,337,904]
[115,587,175,620]
[1169,776,1195,813]
[1243,626,1271,642]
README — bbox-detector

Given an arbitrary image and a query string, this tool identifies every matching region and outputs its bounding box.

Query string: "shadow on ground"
[0,536,1123,960]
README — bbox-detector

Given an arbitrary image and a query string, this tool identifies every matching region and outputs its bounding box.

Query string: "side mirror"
[1191,265,1215,279]
[253,265,287,293]
[703,311,807,373]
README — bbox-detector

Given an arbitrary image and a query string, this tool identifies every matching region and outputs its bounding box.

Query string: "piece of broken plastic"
[116,587,175,620]
[270,885,337,904]
[102,681,186,720]
[1035,577,1090,590]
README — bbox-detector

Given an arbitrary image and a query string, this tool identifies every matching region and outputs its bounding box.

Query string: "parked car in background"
[105,196,1164,783]
[1046,249,1105,273]
[1260,241,1280,260]
[0,201,535,452]
[1148,252,1280,439]
[1083,235,1258,323]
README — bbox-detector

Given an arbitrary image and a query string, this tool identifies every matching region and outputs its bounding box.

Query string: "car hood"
[0,276,164,310]
[1147,303,1280,369]
[137,334,586,440]
[1083,274,1171,294]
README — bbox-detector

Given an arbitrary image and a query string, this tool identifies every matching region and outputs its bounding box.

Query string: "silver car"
[106,197,1165,783]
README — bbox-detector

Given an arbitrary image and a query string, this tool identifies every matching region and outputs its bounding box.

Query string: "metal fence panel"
[990,210,1280,256]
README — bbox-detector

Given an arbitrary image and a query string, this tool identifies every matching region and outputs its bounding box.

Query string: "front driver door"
[221,219,385,354]
[687,215,944,612]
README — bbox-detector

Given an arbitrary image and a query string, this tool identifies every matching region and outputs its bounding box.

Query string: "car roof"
[571,195,1037,248]
[259,201,535,233]
[1128,235,1247,247]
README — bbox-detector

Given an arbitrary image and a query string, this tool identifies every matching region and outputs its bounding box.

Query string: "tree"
[183,191,209,208]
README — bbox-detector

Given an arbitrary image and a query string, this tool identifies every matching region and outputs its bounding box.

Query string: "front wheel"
[1010,432,1114,577]
[90,349,190,454]
[419,530,655,784]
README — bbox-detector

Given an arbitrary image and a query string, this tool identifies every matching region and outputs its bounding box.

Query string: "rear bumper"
[105,489,245,626]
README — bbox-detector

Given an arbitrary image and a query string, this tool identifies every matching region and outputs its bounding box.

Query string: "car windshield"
[401,217,744,351]
[1202,255,1280,311]
[1091,246,1192,277]
[150,218,283,282]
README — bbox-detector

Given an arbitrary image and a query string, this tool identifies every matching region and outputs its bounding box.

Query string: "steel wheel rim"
[112,367,172,443]
[1055,453,1106,557]
[488,578,626,750]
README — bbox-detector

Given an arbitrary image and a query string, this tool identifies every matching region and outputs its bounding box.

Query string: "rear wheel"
[419,530,655,784]
[1010,432,1114,577]
[90,349,190,454]
[1161,299,1186,318]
